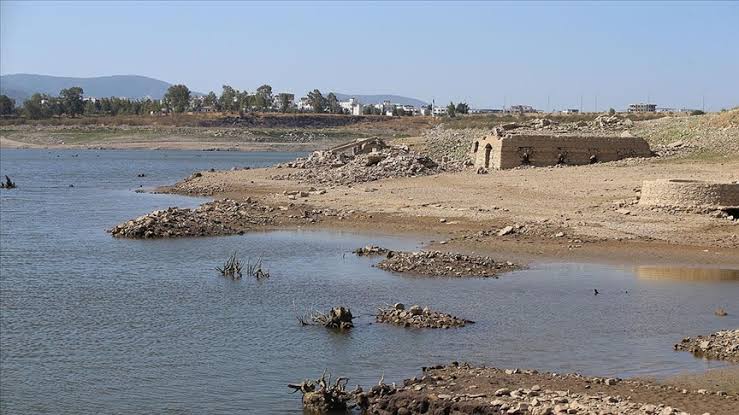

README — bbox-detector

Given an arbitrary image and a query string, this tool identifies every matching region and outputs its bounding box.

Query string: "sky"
[1,1,738,111]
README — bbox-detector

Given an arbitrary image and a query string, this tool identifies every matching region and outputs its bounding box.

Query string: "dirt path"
[163,156,739,267]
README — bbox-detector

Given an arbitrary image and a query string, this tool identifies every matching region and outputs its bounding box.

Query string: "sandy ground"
[165,156,739,267]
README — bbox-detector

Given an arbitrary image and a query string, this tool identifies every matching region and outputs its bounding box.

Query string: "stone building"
[472,127,652,170]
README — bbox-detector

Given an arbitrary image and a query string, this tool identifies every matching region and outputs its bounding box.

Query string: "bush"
[690,110,706,116]
[608,108,616,116]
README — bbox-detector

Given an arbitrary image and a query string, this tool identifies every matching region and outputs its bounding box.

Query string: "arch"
[473,141,479,153]
[484,143,493,168]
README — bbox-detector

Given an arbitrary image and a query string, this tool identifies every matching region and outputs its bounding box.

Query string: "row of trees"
[0,83,471,119]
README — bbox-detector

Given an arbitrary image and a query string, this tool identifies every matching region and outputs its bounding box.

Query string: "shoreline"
[148,155,739,268]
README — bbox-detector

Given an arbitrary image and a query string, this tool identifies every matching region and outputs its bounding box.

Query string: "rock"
[376,304,471,329]
[498,226,515,236]
[674,329,739,362]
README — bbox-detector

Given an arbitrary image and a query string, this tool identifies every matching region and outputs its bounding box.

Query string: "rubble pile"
[361,363,710,415]
[376,303,472,329]
[376,250,518,278]
[109,198,275,238]
[421,125,487,168]
[272,145,442,185]
[674,329,739,362]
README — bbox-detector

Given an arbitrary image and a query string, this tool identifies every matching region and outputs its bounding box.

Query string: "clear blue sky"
[1,1,737,111]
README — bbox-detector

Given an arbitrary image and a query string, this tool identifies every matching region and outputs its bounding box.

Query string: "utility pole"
[702,95,705,112]
[547,95,550,113]
[579,95,583,113]
[595,95,598,113]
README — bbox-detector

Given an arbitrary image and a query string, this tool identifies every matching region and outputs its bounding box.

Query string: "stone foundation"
[639,179,739,208]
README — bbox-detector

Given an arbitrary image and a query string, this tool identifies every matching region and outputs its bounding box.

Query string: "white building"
[297,97,313,112]
[339,97,363,115]
[432,106,448,116]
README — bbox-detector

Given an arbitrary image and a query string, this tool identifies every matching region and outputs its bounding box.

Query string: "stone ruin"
[471,120,652,170]
[326,136,387,157]
[639,179,739,209]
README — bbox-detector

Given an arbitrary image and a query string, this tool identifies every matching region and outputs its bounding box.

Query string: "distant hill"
[0,74,182,103]
[334,93,427,107]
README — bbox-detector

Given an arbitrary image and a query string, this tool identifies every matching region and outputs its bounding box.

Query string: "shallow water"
[1,149,737,414]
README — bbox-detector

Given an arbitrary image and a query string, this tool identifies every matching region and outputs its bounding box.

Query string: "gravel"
[674,329,739,363]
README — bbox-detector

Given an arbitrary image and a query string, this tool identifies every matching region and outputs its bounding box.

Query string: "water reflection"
[635,266,739,282]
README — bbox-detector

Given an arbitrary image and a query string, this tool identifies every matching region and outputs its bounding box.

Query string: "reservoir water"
[1,149,737,414]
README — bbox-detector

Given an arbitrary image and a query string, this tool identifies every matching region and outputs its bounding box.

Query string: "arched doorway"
[484,144,492,168]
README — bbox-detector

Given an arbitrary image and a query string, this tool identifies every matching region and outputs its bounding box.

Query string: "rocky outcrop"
[272,145,442,185]
[376,303,472,329]
[109,198,276,238]
[376,250,518,278]
[674,329,739,362]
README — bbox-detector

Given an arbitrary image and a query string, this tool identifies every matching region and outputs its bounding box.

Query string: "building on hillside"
[561,109,580,114]
[419,106,432,116]
[507,105,537,113]
[432,106,448,116]
[297,97,313,112]
[339,97,363,115]
[628,103,657,113]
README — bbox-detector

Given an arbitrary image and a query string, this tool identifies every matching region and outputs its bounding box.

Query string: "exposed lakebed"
[0,149,737,414]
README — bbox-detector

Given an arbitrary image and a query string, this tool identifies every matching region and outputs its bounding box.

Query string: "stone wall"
[472,132,652,170]
[639,179,739,208]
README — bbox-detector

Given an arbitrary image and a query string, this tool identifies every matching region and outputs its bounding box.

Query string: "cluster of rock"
[361,363,709,415]
[376,303,472,329]
[353,245,390,256]
[109,198,275,238]
[674,329,739,362]
[272,145,442,185]
[375,250,518,278]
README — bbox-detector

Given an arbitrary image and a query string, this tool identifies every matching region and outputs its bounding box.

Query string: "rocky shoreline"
[358,363,736,415]
[376,303,472,329]
[109,198,321,238]
[674,329,739,363]
[375,250,519,278]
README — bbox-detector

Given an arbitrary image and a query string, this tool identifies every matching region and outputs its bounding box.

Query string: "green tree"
[237,91,252,112]
[164,84,191,113]
[308,89,327,113]
[326,92,341,114]
[59,87,84,117]
[455,102,469,114]
[447,102,456,118]
[0,95,15,115]
[277,93,293,113]
[219,85,238,112]
[608,108,616,116]
[204,91,218,109]
[256,84,273,110]
[23,93,53,119]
